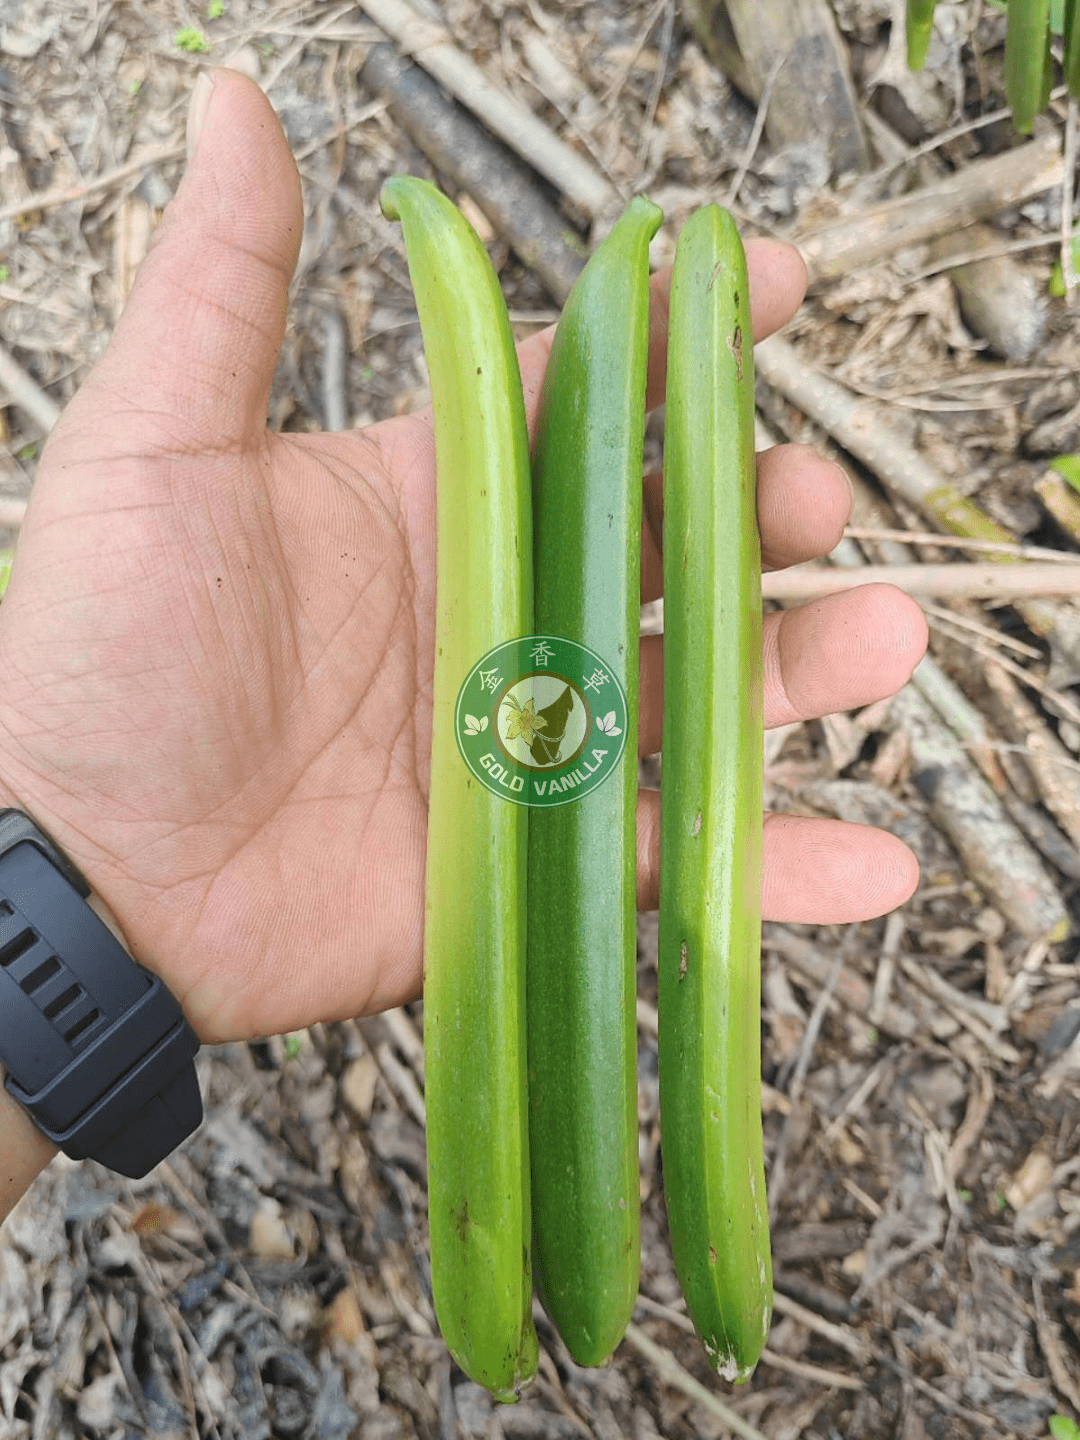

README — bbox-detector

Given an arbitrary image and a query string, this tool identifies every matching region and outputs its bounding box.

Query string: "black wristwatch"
[0,809,202,1178]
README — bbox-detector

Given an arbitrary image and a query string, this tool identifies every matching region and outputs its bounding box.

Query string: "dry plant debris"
[3,1,1080,1437]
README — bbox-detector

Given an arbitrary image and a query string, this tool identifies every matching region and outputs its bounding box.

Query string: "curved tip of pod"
[699,1287,773,1385]
[378,173,407,222]
[678,201,741,245]
[378,172,443,224]
[483,1327,540,1406]
[622,192,665,235]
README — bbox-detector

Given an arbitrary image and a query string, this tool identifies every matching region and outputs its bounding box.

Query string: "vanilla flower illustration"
[503,695,547,746]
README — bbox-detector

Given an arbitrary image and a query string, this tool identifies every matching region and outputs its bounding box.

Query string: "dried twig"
[942,628,1080,729]
[1033,1276,1080,1415]
[622,1323,769,1440]
[260,0,358,93]
[889,683,1070,942]
[922,603,1042,662]
[844,524,1080,563]
[0,342,61,433]
[796,130,1062,283]
[374,1041,426,1127]
[756,333,1079,666]
[982,661,1080,854]
[897,958,1019,1062]
[766,926,917,1042]
[764,560,1080,601]
[637,0,676,168]
[0,143,186,226]
[359,44,587,303]
[771,1287,867,1359]
[356,0,619,218]
[724,55,785,207]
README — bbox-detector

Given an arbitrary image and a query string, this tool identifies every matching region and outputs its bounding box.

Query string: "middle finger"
[637,583,928,754]
[641,443,853,603]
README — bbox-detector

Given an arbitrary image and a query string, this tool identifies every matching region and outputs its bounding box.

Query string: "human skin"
[0,69,927,1219]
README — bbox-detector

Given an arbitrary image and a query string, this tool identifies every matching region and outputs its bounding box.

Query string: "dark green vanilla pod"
[659,204,771,1381]
[527,194,662,1367]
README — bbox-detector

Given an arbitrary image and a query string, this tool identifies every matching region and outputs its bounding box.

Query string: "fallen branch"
[356,0,619,219]
[0,342,61,433]
[796,130,1063,283]
[845,525,1080,562]
[828,522,1074,929]
[622,1323,769,1440]
[765,560,1080,601]
[756,333,1080,670]
[889,683,1070,942]
[359,44,586,303]
[0,143,185,226]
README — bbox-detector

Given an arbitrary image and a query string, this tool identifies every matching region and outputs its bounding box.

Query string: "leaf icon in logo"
[464,714,488,736]
[596,711,622,736]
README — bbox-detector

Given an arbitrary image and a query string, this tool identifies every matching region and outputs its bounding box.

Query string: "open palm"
[0,72,925,1047]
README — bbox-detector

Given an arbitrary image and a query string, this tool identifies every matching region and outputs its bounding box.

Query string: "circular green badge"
[455,636,629,807]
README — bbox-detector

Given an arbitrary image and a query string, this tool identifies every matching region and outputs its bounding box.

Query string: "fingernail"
[186,71,215,162]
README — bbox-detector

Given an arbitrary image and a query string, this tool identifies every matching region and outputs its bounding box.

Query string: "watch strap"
[0,810,202,1177]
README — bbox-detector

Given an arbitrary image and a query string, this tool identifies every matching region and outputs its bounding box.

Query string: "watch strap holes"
[0,926,34,968]
[21,954,60,995]
[43,981,80,1019]
[62,1005,101,1046]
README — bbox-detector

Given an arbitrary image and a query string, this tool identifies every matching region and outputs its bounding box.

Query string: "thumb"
[55,68,302,456]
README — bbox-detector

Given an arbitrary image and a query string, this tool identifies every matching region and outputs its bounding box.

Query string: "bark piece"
[890,684,1070,942]
[356,0,618,221]
[755,332,1080,680]
[931,224,1048,362]
[797,130,1063,284]
[360,44,586,304]
[686,0,868,176]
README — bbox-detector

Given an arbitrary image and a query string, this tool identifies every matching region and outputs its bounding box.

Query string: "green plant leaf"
[174,26,211,53]
[1049,1417,1080,1440]
[1006,0,1051,133]
[993,0,1065,25]
[1065,0,1080,94]
[207,0,224,17]
[906,0,939,69]
[1049,236,1080,296]
[1049,455,1080,494]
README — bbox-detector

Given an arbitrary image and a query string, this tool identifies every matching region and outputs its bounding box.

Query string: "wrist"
[0,1072,57,1223]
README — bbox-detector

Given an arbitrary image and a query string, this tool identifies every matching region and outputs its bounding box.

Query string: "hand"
[0,70,926,1048]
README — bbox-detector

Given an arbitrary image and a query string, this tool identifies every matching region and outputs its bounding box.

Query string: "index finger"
[516,236,808,436]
